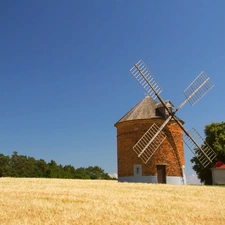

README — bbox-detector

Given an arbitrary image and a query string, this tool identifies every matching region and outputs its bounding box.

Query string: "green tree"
[74,167,90,179]
[86,166,111,180]
[9,151,27,177]
[0,151,115,180]
[0,154,11,177]
[63,165,76,179]
[46,160,58,178]
[191,121,225,185]
[27,156,39,177]
[36,159,48,177]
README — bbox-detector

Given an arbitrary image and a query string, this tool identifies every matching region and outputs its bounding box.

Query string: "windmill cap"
[156,100,174,108]
[114,96,180,127]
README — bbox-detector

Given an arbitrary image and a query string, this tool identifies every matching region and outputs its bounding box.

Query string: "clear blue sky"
[1,1,225,183]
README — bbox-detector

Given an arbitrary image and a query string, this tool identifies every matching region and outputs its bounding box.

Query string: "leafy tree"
[36,159,48,177]
[27,156,39,177]
[86,166,111,179]
[0,154,10,177]
[46,160,59,178]
[9,151,26,177]
[74,167,90,179]
[0,151,116,180]
[191,122,225,185]
[63,165,76,179]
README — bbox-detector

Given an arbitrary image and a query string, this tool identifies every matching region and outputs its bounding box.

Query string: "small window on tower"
[136,167,139,174]
[134,164,142,176]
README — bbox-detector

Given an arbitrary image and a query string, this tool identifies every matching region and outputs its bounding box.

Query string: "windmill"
[130,60,217,168]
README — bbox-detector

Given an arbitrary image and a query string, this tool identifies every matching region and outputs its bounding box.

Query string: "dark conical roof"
[115,96,159,124]
[114,96,183,127]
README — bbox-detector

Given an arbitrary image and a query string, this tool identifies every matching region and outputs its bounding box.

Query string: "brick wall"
[115,118,185,177]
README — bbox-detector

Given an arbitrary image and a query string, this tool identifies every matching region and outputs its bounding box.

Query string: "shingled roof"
[115,96,170,125]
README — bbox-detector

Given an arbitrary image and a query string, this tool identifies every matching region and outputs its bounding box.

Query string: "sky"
[0,0,225,184]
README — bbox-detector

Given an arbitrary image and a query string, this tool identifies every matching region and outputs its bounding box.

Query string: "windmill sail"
[184,71,214,106]
[184,128,217,167]
[130,60,162,100]
[133,123,166,164]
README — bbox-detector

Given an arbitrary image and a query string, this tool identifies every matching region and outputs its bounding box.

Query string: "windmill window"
[134,164,142,176]
[136,167,139,174]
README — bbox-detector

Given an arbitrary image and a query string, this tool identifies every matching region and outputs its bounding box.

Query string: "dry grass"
[0,178,224,225]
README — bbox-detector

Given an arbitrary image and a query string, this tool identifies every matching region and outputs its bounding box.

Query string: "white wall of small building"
[211,168,225,185]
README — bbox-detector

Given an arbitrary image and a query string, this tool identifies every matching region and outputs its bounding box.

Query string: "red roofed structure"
[211,161,225,185]
[213,161,225,168]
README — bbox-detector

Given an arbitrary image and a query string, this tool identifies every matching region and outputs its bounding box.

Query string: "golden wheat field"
[0,178,225,225]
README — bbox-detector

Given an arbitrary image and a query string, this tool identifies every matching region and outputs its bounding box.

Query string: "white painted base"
[118,176,185,185]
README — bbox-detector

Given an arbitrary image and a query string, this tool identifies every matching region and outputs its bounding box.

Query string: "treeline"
[0,151,115,180]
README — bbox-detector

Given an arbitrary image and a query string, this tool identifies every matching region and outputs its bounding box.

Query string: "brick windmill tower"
[114,96,185,184]
[114,60,216,185]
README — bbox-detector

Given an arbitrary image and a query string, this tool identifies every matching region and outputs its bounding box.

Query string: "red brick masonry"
[115,118,185,177]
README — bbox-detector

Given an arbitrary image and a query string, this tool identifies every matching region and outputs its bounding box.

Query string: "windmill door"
[157,165,166,184]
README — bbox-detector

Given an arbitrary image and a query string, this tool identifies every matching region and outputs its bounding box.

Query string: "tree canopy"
[0,151,115,180]
[191,121,225,185]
